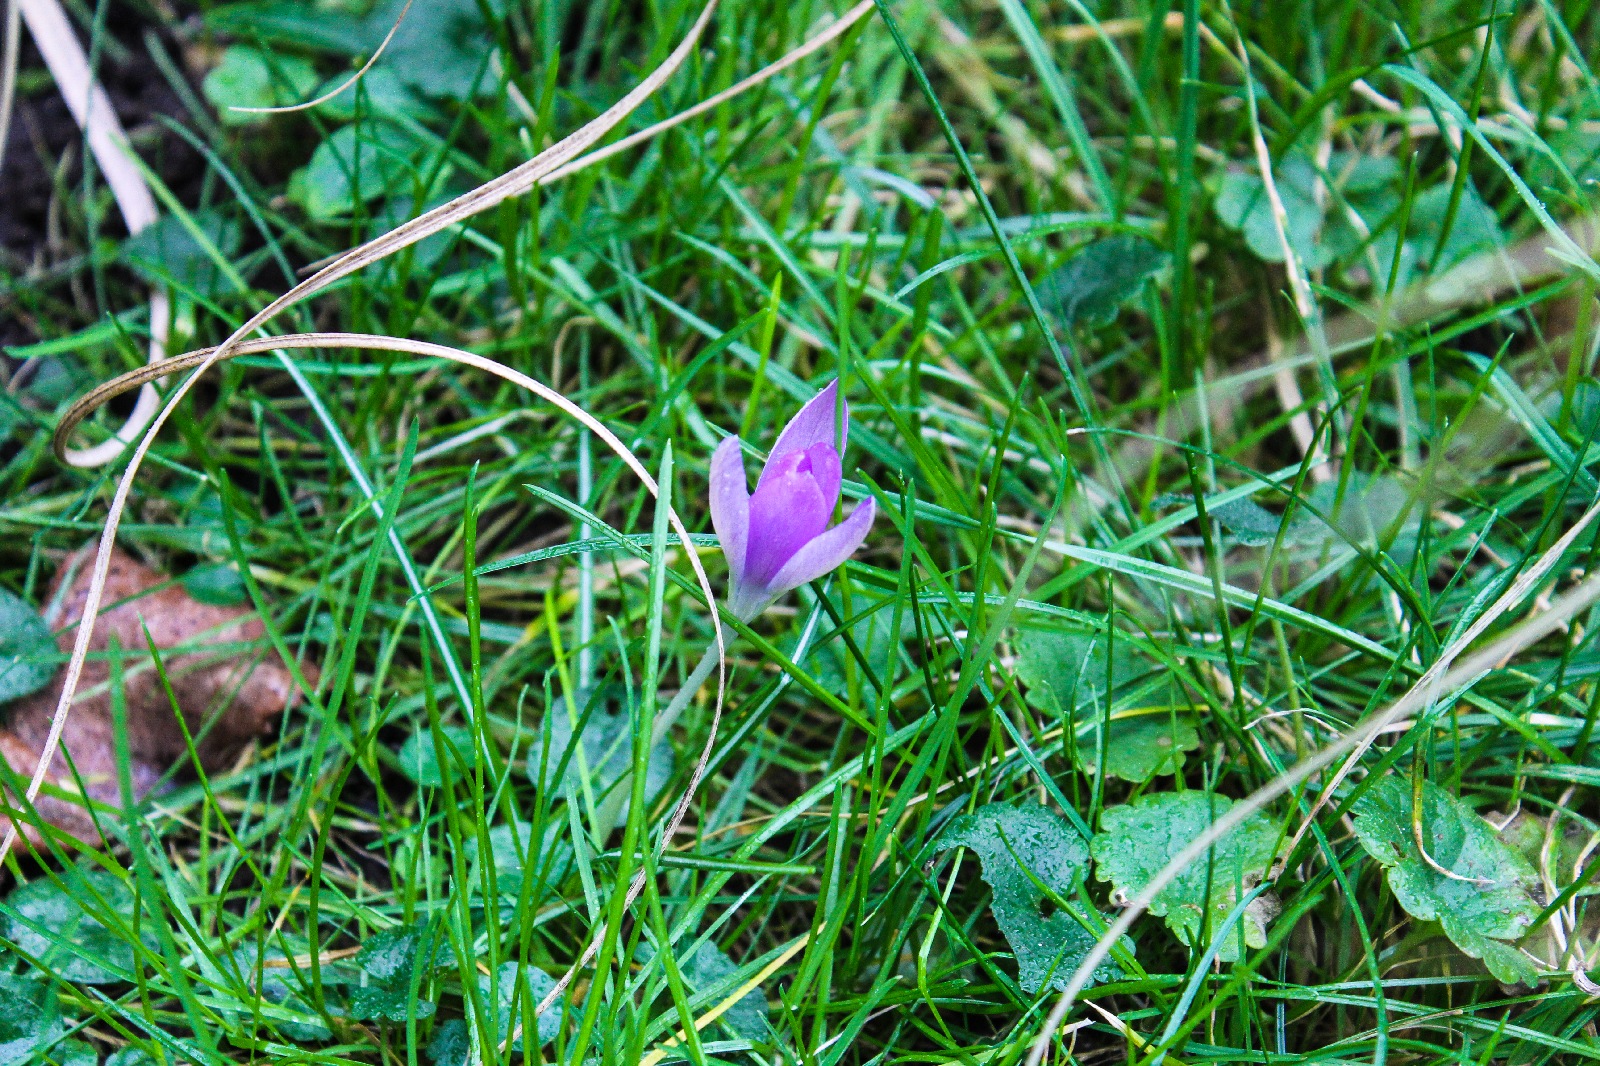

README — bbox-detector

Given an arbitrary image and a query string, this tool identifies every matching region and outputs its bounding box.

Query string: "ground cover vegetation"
[0,0,1598,1063]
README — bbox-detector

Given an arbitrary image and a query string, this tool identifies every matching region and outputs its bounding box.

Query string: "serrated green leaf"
[349,920,446,1021]
[1214,159,1324,266]
[3,868,157,984]
[530,701,673,826]
[1013,630,1196,781]
[1037,235,1168,328]
[201,46,320,126]
[0,587,55,705]
[396,724,475,787]
[936,802,1123,992]
[0,975,58,1066]
[1351,777,1542,984]
[291,122,427,221]
[1091,792,1280,962]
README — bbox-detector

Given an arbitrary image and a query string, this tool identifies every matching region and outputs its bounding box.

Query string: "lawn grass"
[2,0,1600,1063]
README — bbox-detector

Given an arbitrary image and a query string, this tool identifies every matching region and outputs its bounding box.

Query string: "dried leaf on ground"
[0,546,310,849]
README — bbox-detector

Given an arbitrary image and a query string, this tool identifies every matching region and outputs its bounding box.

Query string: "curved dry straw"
[36,0,880,1024]
[1024,494,1600,1065]
[13,0,169,467]
[54,332,728,1017]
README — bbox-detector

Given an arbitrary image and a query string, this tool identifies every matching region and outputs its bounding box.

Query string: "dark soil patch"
[0,5,205,344]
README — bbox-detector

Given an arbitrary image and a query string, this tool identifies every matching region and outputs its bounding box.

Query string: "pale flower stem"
[593,625,734,832]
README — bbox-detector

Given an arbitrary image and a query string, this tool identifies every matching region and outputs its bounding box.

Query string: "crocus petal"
[759,380,848,490]
[744,454,832,588]
[708,435,750,586]
[765,497,876,596]
[801,441,842,512]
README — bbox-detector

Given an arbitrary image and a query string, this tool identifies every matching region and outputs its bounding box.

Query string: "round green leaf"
[4,869,156,984]
[0,587,56,705]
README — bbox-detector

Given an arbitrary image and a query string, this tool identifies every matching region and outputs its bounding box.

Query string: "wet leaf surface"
[937,802,1122,992]
[1352,777,1542,984]
[1091,792,1280,962]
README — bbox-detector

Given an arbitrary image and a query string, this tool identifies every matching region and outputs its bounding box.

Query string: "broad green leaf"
[809,598,909,696]
[427,1020,469,1066]
[1074,712,1201,783]
[349,920,447,1021]
[462,821,574,901]
[312,68,434,123]
[481,962,564,1048]
[1409,182,1504,273]
[180,562,249,607]
[205,0,510,101]
[121,209,244,298]
[396,724,476,787]
[1091,792,1280,962]
[290,122,426,221]
[530,701,673,826]
[1214,159,1324,266]
[1014,629,1197,782]
[1037,235,1168,328]
[1501,811,1600,898]
[0,975,58,1066]
[684,943,769,1040]
[45,1040,94,1066]
[3,869,157,984]
[104,1049,157,1066]
[0,587,55,704]
[936,802,1122,992]
[229,944,344,1041]
[201,46,319,126]
[642,941,770,1040]
[1351,777,1542,984]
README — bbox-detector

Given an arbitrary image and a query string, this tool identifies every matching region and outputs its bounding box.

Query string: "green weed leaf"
[1351,777,1541,984]
[0,588,55,705]
[397,725,475,787]
[349,920,447,1021]
[1014,630,1198,782]
[1091,792,1280,962]
[530,704,673,826]
[936,802,1122,992]
[0,975,58,1066]
[202,46,319,126]
[291,122,427,221]
[3,869,156,984]
[1214,160,1323,266]
[1037,236,1168,328]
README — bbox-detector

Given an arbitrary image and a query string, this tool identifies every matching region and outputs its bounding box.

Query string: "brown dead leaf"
[0,546,311,849]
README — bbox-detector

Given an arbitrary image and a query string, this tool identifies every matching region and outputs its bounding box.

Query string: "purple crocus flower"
[710,381,875,620]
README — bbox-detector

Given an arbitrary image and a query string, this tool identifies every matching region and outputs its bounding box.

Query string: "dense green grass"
[3,0,1600,1063]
